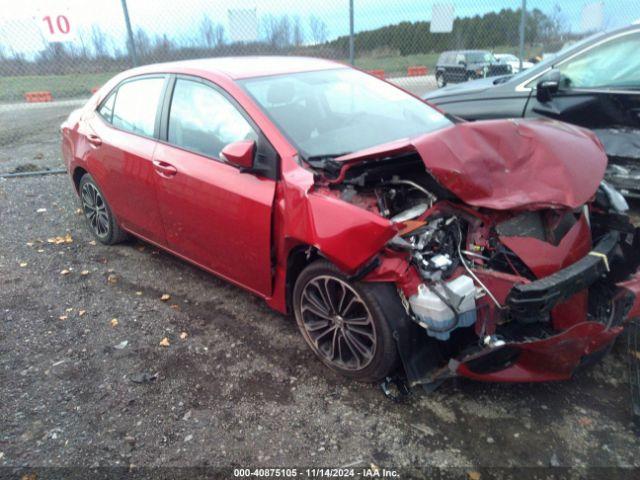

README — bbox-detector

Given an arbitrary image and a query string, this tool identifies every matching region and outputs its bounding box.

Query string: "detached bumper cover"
[456,321,622,382]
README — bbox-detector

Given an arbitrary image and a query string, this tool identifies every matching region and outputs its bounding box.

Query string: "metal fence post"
[120,0,138,67]
[349,0,355,65]
[518,0,527,70]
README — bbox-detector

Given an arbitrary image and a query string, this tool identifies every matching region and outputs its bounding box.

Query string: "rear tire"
[293,259,400,382]
[78,173,128,245]
[436,72,446,88]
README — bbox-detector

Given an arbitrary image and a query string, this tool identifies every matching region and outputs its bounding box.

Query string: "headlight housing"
[600,180,629,213]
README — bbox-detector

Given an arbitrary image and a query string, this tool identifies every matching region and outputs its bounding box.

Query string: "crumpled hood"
[336,119,608,210]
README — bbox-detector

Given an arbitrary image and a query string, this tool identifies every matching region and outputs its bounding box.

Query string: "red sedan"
[61,57,640,389]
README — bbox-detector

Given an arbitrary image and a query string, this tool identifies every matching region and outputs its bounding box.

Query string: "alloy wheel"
[299,275,377,371]
[81,182,110,238]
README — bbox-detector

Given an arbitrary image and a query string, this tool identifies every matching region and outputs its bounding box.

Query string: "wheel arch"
[72,166,89,193]
[285,244,320,314]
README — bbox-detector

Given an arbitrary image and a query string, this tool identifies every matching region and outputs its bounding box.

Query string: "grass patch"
[351,46,544,76]
[353,53,440,76]
[0,72,116,103]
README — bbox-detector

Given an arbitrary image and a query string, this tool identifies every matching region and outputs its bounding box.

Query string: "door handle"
[153,160,177,177]
[87,134,102,147]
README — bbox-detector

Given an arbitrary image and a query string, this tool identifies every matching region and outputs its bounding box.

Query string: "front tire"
[436,72,446,88]
[79,173,128,245]
[293,260,400,382]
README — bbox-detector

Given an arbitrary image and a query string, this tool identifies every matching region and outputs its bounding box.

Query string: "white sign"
[581,2,604,32]
[228,8,258,43]
[431,4,455,33]
[35,6,76,42]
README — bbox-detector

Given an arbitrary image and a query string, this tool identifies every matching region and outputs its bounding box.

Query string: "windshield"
[467,52,495,63]
[239,68,452,159]
[508,30,608,83]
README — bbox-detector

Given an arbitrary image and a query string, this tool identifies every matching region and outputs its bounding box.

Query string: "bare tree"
[292,15,304,46]
[201,16,215,48]
[134,28,152,57]
[214,24,225,46]
[153,34,172,59]
[308,15,328,44]
[263,14,292,48]
[91,26,108,58]
[75,28,89,59]
[540,4,569,42]
[201,16,225,49]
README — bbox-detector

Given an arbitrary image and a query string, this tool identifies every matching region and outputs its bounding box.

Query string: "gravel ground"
[0,100,84,175]
[1,173,639,478]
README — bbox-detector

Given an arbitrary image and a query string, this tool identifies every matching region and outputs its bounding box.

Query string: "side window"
[168,78,257,159]
[111,77,165,136]
[98,92,116,123]
[558,32,640,89]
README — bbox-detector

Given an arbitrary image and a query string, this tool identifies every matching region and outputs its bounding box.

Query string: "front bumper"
[392,227,640,387]
[429,274,640,384]
[506,231,619,321]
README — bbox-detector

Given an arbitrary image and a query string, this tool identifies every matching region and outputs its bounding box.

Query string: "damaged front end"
[308,119,640,389]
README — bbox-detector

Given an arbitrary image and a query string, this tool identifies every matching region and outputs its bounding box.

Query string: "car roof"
[127,56,346,80]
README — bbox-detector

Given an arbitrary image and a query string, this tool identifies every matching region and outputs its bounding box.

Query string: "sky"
[0,0,638,57]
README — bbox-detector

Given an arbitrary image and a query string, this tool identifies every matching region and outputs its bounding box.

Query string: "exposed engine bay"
[313,149,640,389]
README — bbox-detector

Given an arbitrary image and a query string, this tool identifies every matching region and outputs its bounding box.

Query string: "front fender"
[266,168,399,313]
[302,192,396,272]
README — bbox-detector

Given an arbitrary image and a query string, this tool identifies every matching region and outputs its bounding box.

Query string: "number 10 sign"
[35,6,76,42]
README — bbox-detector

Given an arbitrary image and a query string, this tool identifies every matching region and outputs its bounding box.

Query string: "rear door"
[152,76,276,296]
[451,53,468,83]
[88,75,167,244]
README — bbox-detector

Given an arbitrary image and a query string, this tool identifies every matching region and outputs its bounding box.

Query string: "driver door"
[525,30,640,132]
[152,76,276,296]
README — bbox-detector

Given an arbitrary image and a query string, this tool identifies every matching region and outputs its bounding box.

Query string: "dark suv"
[435,50,512,87]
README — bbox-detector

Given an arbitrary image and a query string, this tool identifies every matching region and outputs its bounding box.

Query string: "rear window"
[110,77,165,137]
[98,92,116,122]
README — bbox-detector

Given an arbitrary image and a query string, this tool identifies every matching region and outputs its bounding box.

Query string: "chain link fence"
[1,1,639,103]
[1,1,639,173]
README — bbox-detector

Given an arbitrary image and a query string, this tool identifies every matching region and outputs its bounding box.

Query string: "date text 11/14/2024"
[233,467,401,477]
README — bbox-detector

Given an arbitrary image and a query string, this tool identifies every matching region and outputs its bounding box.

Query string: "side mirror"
[536,69,561,103]
[221,140,255,170]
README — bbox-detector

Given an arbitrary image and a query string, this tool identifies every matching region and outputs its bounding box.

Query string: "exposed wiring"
[461,250,491,261]
[382,177,437,206]
[456,220,504,309]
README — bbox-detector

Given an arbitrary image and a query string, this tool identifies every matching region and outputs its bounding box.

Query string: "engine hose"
[455,221,504,309]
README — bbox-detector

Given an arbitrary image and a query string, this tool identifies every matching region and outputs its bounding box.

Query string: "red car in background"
[61,57,640,392]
